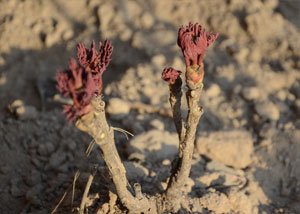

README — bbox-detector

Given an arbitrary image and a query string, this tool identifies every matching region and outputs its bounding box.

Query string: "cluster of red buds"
[161,67,182,85]
[56,40,113,122]
[162,22,218,86]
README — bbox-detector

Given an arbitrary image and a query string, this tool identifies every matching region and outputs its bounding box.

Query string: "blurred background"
[0,0,299,213]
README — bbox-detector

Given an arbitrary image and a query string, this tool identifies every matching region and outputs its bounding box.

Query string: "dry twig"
[79,166,97,214]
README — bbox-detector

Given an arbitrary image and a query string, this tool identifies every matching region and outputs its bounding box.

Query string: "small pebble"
[26,184,43,206]
[48,151,67,169]
[46,142,55,154]
[37,144,48,156]
[162,159,171,166]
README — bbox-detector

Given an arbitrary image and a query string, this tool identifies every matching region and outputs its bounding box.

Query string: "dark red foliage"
[77,40,113,94]
[56,58,97,123]
[57,40,113,123]
[177,22,219,67]
[161,67,182,84]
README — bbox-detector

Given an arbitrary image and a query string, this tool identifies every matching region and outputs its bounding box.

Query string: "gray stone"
[10,178,24,197]
[26,184,43,205]
[48,151,67,169]
[25,170,41,187]
[46,142,55,154]
[37,144,48,156]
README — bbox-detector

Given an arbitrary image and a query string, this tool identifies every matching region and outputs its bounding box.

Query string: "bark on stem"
[75,96,158,214]
[165,83,204,212]
[169,77,185,142]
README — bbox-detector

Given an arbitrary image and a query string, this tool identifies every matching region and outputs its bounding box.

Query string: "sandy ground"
[0,0,300,213]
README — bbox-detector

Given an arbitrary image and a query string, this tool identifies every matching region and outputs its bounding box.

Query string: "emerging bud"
[162,67,182,84]
[177,22,218,86]
[56,58,97,123]
[77,40,113,94]
[177,22,218,67]
[57,40,113,123]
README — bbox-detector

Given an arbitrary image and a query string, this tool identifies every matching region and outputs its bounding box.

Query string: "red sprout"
[56,58,97,123]
[177,22,219,67]
[162,67,182,84]
[76,40,113,94]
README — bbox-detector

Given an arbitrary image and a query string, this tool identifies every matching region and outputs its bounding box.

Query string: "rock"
[24,170,41,187]
[151,54,166,68]
[196,130,253,168]
[295,99,300,109]
[123,161,149,180]
[62,29,73,40]
[149,119,164,130]
[228,190,257,214]
[255,101,280,121]
[184,177,195,193]
[119,27,132,41]
[97,203,109,214]
[45,32,61,47]
[0,73,6,85]
[199,191,231,214]
[245,10,284,42]
[172,56,185,70]
[206,160,244,176]
[140,12,154,29]
[8,100,38,120]
[162,159,171,166]
[31,157,43,169]
[106,98,131,118]
[128,152,146,162]
[10,178,25,197]
[128,130,178,162]
[66,140,76,151]
[46,142,55,154]
[196,160,246,189]
[26,184,43,206]
[242,87,261,101]
[258,122,277,139]
[206,84,221,98]
[48,151,67,169]
[37,144,48,156]
[132,29,176,54]
[33,210,48,214]
[276,90,287,101]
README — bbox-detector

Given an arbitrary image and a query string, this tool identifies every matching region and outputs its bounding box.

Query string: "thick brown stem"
[165,83,203,212]
[75,96,158,214]
[169,77,185,142]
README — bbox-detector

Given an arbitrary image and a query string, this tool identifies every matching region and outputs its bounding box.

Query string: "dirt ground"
[0,0,299,213]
